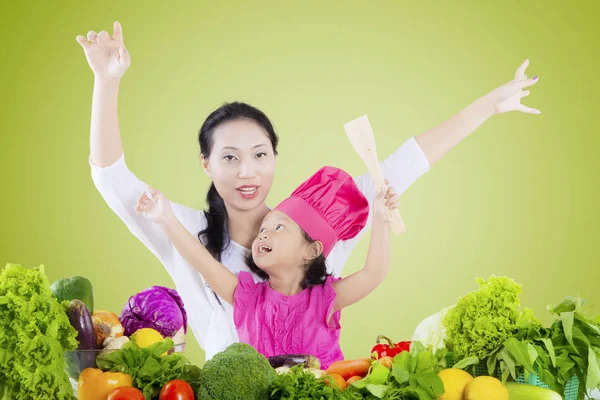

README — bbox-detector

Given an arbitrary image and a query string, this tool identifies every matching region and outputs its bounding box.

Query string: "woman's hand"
[76,21,130,81]
[373,179,400,224]
[135,188,173,224]
[483,59,541,115]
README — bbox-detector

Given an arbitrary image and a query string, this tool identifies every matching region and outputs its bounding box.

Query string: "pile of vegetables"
[415,275,600,399]
[52,278,196,400]
[5,263,599,400]
[0,264,79,399]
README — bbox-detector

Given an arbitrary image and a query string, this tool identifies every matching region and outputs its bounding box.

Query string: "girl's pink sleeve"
[233,271,259,328]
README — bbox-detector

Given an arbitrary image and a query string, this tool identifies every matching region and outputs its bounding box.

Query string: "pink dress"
[233,271,344,369]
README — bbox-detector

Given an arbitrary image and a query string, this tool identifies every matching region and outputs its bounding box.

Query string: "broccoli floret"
[199,342,277,399]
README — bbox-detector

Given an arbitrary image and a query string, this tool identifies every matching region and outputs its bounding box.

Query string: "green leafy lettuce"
[0,263,78,399]
[444,276,539,361]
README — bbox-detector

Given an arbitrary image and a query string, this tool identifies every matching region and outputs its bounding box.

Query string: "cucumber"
[67,299,97,350]
[505,382,562,400]
[268,354,321,369]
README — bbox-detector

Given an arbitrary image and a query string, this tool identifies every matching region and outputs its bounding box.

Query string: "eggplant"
[268,354,321,369]
[67,299,97,350]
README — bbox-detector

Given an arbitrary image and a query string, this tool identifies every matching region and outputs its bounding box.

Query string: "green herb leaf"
[498,347,516,379]
[452,356,479,370]
[392,351,412,384]
[540,338,557,367]
[587,348,600,389]
[365,384,388,398]
[487,350,499,376]
[416,350,438,373]
[412,372,444,397]
[504,338,535,373]
[561,311,578,353]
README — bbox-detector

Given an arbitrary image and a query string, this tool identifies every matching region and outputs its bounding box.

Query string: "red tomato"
[159,379,195,400]
[107,386,145,400]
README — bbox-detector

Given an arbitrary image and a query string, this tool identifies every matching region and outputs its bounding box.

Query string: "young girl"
[136,166,398,368]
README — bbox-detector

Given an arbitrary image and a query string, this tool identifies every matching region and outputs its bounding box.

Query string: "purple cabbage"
[120,286,187,337]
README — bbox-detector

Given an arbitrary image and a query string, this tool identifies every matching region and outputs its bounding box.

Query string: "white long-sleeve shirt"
[90,137,430,360]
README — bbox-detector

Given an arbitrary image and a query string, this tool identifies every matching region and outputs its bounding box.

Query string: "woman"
[76,22,541,359]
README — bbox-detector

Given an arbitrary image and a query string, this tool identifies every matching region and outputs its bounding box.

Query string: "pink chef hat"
[274,166,370,257]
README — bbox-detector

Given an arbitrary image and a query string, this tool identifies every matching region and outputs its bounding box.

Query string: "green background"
[1,0,598,366]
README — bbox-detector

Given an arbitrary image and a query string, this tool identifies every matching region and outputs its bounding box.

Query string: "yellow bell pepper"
[78,368,133,400]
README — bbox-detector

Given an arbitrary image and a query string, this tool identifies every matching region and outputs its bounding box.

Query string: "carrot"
[346,375,363,386]
[325,374,347,391]
[326,358,371,380]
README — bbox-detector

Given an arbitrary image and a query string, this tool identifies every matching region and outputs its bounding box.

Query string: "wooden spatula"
[343,115,406,235]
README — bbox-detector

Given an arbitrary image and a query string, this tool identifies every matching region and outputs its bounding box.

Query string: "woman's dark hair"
[197,102,279,262]
[246,230,332,289]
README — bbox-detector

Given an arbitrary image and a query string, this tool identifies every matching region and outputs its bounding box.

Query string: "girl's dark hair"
[197,102,279,262]
[246,230,332,289]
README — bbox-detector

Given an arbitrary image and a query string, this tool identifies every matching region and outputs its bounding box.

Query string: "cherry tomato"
[159,379,195,400]
[378,356,394,369]
[107,386,145,400]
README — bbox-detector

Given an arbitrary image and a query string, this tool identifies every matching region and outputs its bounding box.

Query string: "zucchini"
[505,382,562,400]
[268,354,321,369]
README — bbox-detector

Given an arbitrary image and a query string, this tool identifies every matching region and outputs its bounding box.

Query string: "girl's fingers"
[386,194,400,209]
[86,31,98,42]
[76,35,91,49]
[385,186,395,199]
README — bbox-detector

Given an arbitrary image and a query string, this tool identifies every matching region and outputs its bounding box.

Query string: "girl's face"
[251,210,316,273]
[202,118,276,213]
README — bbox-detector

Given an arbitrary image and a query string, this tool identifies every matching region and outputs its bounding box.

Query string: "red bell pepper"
[371,335,411,358]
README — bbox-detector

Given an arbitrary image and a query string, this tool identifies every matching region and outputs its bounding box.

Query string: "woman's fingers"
[517,104,542,115]
[76,35,91,49]
[97,30,110,43]
[86,30,98,42]
[113,21,124,43]
[514,59,529,80]
[520,90,531,99]
[516,76,539,90]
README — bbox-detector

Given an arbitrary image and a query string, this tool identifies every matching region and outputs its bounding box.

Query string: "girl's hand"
[373,179,400,224]
[76,21,131,81]
[483,59,541,115]
[135,188,173,224]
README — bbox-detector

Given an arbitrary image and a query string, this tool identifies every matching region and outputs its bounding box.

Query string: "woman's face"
[203,118,276,213]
